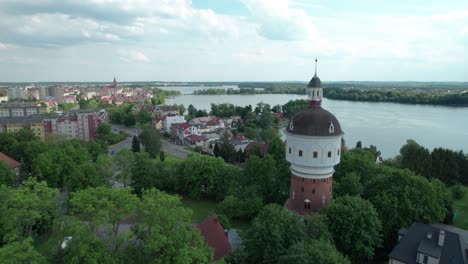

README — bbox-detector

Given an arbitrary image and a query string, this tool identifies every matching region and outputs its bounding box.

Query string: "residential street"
[109,124,191,159]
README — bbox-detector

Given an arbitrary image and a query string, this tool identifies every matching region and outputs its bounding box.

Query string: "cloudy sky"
[0,0,467,82]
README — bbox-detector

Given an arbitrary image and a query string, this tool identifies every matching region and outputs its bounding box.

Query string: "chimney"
[438,230,445,247]
[427,232,432,239]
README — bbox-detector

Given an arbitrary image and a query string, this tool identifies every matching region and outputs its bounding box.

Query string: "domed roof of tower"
[307,74,322,88]
[307,58,321,88]
[286,106,342,137]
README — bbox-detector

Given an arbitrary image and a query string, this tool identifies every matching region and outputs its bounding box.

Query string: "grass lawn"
[181,196,251,230]
[181,196,218,223]
[157,152,183,167]
[453,185,468,229]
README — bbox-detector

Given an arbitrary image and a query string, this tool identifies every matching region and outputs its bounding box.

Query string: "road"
[109,124,191,159]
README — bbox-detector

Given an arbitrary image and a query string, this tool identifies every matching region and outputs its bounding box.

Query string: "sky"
[0,0,467,82]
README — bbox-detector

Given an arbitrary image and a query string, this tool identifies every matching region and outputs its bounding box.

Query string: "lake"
[163,87,468,159]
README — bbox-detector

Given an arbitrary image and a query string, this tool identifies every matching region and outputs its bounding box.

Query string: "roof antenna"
[315,58,318,77]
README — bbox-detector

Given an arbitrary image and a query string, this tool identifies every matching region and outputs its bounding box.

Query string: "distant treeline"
[194,85,305,95]
[323,87,468,106]
[194,88,261,95]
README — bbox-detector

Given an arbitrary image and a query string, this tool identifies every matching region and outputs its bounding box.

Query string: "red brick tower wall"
[284,174,333,215]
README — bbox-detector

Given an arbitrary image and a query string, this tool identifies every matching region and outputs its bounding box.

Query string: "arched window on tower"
[328,151,332,158]
[301,186,304,192]
[312,189,315,194]
[304,199,311,209]
[313,151,318,158]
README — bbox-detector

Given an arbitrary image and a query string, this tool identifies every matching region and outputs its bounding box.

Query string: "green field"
[453,186,468,229]
[181,196,250,230]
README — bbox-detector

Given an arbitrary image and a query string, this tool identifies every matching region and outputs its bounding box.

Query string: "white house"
[162,115,185,133]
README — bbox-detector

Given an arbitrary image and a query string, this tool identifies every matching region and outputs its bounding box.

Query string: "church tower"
[284,60,343,215]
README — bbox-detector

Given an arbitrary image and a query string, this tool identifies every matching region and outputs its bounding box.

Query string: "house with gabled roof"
[0,152,21,176]
[388,223,468,264]
[196,214,232,261]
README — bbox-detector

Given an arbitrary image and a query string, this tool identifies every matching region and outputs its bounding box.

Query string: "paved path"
[109,124,191,159]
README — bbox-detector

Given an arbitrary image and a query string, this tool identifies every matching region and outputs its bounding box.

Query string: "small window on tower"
[312,189,315,194]
[289,147,291,154]
[313,151,318,158]
[337,149,340,155]
[299,150,303,157]
[301,187,304,192]
[328,151,332,157]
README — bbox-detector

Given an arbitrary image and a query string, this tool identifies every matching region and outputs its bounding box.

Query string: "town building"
[0,152,21,176]
[155,105,179,118]
[43,110,108,141]
[0,115,46,140]
[388,223,468,264]
[162,115,185,133]
[0,102,47,118]
[196,214,232,261]
[284,60,344,215]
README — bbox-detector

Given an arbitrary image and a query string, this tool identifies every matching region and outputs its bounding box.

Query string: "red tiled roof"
[0,152,21,168]
[186,134,207,142]
[196,214,232,261]
[245,142,269,157]
[172,122,190,130]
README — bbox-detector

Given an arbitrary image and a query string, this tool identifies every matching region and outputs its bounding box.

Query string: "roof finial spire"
[314,58,318,77]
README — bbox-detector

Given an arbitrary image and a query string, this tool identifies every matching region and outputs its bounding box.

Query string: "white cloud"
[118,49,149,62]
[241,0,318,40]
[0,42,10,50]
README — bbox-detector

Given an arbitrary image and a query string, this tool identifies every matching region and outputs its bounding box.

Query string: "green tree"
[0,161,15,186]
[278,240,350,264]
[139,125,161,158]
[85,140,108,162]
[67,162,104,192]
[356,141,362,148]
[0,178,59,243]
[0,237,47,264]
[304,214,333,242]
[244,204,306,264]
[137,109,153,124]
[324,195,382,262]
[96,123,112,142]
[177,154,227,200]
[178,104,186,115]
[334,172,363,197]
[399,139,431,177]
[96,154,113,183]
[217,133,236,163]
[131,135,140,152]
[69,187,139,253]
[188,104,197,117]
[243,154,279,203]
[159,150,165,161]
[363,168,447,246]
[113,149,136,188]
[52,219,115,264]
[122,189,212,263]
[333,148,378,184]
